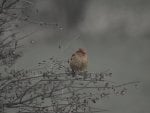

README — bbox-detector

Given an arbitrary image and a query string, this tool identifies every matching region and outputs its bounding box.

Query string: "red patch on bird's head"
[77,48,87,54]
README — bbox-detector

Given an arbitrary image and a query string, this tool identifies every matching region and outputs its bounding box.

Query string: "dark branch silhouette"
[0,57,140,113]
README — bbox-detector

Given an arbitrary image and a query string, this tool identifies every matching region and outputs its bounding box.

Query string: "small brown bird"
[69,48,88,73]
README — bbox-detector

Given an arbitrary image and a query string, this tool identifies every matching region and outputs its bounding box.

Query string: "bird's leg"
[71,70,76,77]
[83,71,88,79]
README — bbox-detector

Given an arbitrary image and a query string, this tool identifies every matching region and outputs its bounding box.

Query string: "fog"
[14,0,150,113]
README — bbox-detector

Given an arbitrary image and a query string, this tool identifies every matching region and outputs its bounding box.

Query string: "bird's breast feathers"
[70,53,88,71]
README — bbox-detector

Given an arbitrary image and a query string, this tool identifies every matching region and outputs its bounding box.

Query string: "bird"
[69,48,88,74]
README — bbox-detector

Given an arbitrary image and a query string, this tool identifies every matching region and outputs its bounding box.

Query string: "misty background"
[13,0,150,113]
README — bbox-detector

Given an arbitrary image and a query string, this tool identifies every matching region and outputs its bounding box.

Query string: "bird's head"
[77,48,87,55]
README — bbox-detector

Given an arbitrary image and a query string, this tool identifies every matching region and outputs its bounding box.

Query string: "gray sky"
[14,0,150,113]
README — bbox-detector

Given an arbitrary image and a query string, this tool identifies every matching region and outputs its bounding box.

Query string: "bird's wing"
[70,53,75,61]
